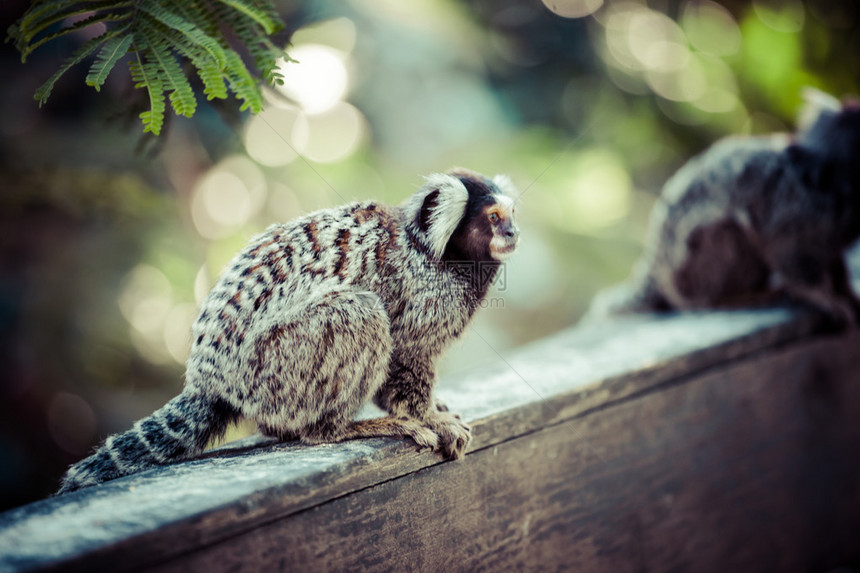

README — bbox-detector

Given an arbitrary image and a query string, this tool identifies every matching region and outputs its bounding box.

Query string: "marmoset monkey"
[58,168,520,493]
[586,89,860,324]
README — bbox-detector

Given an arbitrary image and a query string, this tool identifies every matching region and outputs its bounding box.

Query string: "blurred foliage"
[1,0,858,510]
[8,0,288,134]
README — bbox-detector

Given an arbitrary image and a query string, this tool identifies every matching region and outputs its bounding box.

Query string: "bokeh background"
[1,0,858,510]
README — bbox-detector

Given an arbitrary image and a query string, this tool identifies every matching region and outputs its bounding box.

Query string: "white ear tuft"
[403,173,469,259]
[492,174,519,200]
[798,87,842,131]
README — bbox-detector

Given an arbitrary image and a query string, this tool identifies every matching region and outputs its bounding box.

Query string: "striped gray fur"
[57,168,520,493]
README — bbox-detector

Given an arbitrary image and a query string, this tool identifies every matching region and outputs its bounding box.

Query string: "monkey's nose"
[504,227,519,240]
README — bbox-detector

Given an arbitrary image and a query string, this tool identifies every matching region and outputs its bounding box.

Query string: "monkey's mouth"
[490,238,519,261]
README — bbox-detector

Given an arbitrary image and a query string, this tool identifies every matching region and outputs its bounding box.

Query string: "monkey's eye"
[488,212,500,224]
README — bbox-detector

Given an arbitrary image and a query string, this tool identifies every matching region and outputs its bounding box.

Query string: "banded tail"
[57,390,239,494]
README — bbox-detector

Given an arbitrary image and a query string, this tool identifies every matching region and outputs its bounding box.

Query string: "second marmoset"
[58,168,520,493]
[587,89,860,324]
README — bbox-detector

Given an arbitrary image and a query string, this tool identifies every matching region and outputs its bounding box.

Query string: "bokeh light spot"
[693,87,739,113]
[560,149,632,233]
[203,172,251,227]
[276,44,349,114]
[244,107,300,167]
[291,102,367,164]
[753,0,805,33]
[604,4,647,71]
[646,54,706,102]
[542,0,603,19]
[194,264,214,306]
[691,54,740,113]
[163,303,198,365]
[118,264,173,335]
[267,183,303,223]
[191,157,266,239]
[627,10,689,73]
[681,0,742,56]
[290,17,357,53]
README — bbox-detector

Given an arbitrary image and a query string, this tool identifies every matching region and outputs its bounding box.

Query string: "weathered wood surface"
[0,304,842,572]
[156,332,860,573]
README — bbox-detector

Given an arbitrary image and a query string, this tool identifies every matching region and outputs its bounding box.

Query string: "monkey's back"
[648,135,791,308]
[657,134,789,235]
[182,198,478,423]
[651,131,855,311]
[184,202,405,399]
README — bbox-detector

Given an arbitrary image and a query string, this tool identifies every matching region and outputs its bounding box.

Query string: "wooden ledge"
[0,303,840,572]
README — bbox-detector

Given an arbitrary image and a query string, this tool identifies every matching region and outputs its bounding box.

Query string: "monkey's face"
[484,194,520,262]
[443,170,521,263]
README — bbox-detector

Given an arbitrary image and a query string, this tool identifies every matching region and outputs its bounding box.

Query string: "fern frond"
[171,1,219,32]
[85,33,133,91]
[15,1,133,50]
[130,53,166,135]
[139,26,197,117]
[215,0,282,35]
[196,63,229,100]
[173,45,229,101]
[19,12,132,61]
[251,38,285,85]
[34,27,126,106]
[137,2,227,68]
[143,4,227,101]
[15,0,81,30]
[11,0,288,135]
[224,49,262,112]
[155,24,227,100]
[13,0,94,42]
[227,11,285,85]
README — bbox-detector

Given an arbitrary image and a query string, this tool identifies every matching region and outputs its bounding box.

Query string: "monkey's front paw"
[399,419,440,452]
[426,412,471,460]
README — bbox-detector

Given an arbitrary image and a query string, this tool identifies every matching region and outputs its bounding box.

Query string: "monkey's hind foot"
[425,411,471,460]
[326,416,440,452]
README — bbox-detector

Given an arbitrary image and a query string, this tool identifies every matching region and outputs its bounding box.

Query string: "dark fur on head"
[443,168,519,263]
[791,93,860,237]
[798,102,860,165]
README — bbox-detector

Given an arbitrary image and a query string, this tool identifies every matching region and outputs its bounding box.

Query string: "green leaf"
[22,12,131,62]
[169,0,221,38]
[17,0,80,27]
[147,16,228,101]
[85,34,133,91]
[14,0,86,39]
[137,3,227,68]
[17,1,133,48]
[228,12,284,85]
[13,0,288,136]
[216,0,283,35]
[171,47,229,101]
[223,49,262,112]
[34,28,124,106]
[130,53,166,135]
[140,28,197,117]
[193,55,229,100]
